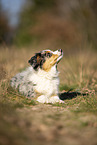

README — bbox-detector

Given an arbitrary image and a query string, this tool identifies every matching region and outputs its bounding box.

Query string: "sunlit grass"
[0,47,97,111]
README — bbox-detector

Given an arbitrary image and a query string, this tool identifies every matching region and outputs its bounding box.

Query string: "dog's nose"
[58,49,62,53]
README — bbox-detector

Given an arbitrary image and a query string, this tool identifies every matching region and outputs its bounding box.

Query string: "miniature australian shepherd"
[10,49,64,104]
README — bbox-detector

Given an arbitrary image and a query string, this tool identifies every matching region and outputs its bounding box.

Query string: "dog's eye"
[47,53,52,57]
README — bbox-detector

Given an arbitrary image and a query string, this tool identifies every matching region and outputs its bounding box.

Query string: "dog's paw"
[37,95,64,104]
[37,95,49,103]
[49,96,64,104]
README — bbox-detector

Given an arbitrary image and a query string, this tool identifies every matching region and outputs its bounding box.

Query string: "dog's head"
[28,49,63,71]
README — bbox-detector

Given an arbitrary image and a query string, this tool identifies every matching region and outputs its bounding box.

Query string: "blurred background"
[0,0,97,50]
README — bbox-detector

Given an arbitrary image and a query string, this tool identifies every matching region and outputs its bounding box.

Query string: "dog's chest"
[29,69,59,94]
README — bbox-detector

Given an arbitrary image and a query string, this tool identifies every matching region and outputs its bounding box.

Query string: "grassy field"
[0,46,97,145]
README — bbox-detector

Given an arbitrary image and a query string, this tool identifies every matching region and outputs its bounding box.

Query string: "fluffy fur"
[10,49,64,104]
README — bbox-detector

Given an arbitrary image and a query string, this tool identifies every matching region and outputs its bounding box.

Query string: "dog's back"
[10,67,34,97]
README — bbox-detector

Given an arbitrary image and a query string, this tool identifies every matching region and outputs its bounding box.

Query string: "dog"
[10,49,64,104]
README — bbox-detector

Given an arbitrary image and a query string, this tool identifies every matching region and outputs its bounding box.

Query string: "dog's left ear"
[28,53,42,70]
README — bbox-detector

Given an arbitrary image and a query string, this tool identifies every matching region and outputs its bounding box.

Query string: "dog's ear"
[28,53,42,70]
[36,53,42,64]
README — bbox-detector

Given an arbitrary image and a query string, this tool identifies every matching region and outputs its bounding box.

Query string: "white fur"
[28,65,63,103]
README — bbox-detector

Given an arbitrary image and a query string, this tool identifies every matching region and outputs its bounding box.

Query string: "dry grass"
[0,46,97,145]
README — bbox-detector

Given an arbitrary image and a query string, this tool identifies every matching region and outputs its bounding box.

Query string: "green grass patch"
[0,81,36,111]
[59,84,78,92]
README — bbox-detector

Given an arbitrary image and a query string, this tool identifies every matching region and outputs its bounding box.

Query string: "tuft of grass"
[59,84,78,92]
[0,80,36,110]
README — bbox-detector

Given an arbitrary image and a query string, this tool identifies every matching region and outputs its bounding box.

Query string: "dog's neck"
[34,65,59,79]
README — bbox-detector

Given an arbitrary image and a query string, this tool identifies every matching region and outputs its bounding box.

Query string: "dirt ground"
[16,104,97,145]
[1,103,97,145]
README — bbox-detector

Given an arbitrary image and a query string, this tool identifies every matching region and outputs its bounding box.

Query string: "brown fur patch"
[42,54,59,71]
[50,94,57,97]
[37,54,41,64]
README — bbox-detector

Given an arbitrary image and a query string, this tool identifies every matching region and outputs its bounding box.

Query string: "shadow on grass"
[59,91,87,100]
